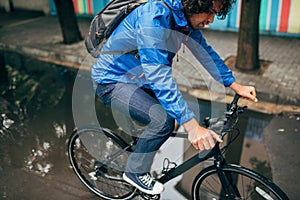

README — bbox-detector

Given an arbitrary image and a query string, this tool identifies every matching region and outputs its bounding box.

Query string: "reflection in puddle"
[1,114,15,129]
[0,61,74,178]
[21,120,69,176]
[245,117,270,142]
[24,137,52,176]
[53,122,67,139]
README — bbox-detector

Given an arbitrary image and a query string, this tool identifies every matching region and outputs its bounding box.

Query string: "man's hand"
[229,82,258,102]
[183,118,223,150]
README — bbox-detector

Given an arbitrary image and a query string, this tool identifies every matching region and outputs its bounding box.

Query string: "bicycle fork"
[214,153,241,199]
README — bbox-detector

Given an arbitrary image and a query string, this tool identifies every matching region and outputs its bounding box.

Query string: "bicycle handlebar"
[225,94,241,117]
[232,93,241,105]
[204,94,246,136]
[173,94,244,139]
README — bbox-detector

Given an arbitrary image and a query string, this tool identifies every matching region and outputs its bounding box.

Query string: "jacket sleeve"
[186,30,235,87]
[135,3,195,125]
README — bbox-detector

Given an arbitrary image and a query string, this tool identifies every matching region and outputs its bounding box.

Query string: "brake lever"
[225,104,247,117]
[237,106,247,114]
[203,117,227,128]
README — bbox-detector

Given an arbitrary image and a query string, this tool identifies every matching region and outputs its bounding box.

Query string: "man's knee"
[148,105,174,134]
[163,115,175,135]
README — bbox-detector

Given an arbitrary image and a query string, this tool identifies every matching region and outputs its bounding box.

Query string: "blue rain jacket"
[91,0,235,125]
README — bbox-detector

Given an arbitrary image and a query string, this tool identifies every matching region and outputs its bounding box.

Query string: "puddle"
[0,57,275,199]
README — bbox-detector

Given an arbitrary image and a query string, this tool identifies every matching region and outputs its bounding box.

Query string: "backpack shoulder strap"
[158,0,175,29]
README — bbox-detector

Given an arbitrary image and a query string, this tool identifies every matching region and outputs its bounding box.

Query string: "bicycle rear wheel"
[68,127,136,199]
[192,164,288,200]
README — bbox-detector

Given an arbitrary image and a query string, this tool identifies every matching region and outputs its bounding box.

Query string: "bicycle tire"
[68,127,137,199]
[192,164,289,200]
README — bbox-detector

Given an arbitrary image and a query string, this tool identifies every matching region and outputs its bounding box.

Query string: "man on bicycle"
[92,0,258,195]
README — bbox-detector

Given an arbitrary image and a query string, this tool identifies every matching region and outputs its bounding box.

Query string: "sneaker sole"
[123,173,163,195]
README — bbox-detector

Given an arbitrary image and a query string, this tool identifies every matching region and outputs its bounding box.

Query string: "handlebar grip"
[226,94,240,116]
[231,94,240,105]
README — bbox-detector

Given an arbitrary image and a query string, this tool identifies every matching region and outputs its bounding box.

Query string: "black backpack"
[85,0,145,58]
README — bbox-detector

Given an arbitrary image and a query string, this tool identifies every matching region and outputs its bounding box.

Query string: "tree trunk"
[53,0,82,44]
[9,0,14,12]
[236,0,261,71]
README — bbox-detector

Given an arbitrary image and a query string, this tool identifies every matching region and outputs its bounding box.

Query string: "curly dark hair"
[182,0,236,19]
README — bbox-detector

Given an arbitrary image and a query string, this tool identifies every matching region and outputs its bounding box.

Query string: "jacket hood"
[159,0,188,27]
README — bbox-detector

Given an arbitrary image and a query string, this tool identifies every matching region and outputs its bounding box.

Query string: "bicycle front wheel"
[192,164,288,200]
[68,127,136,199]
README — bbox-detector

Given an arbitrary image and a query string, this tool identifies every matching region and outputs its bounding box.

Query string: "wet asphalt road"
[0,113,299,200]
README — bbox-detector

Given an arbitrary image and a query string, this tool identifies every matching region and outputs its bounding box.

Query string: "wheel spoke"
[68,128,135,199]
[193,165,288,200]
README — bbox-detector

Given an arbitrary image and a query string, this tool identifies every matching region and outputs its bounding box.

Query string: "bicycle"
[67,94,289,199]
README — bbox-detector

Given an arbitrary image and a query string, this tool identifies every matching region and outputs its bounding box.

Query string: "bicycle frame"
[102,102,238,186]
[69,94,289,199]
[130,131,243,199]
[157,134,225,184]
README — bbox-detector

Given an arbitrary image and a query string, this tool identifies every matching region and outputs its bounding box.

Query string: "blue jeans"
[96,83,175,174]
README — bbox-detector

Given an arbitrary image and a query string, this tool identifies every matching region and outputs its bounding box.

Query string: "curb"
[1,42,300,112]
